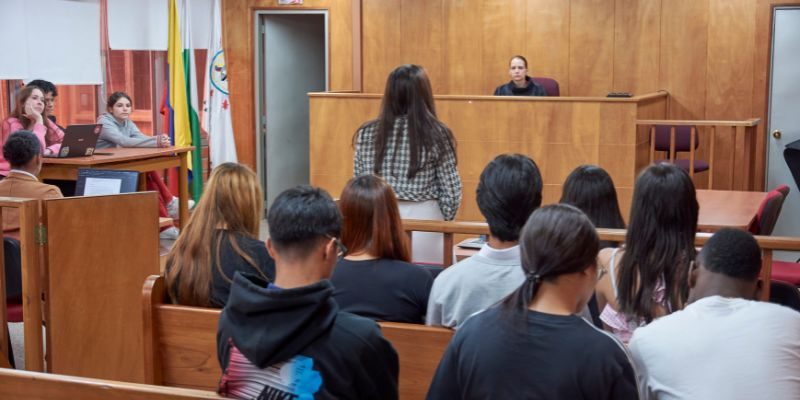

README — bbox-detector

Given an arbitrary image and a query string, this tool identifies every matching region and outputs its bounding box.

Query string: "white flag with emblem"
[202,0,237,166]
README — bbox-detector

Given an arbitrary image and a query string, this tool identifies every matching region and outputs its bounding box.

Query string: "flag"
[167,0,203,199]
[203,0,237,167]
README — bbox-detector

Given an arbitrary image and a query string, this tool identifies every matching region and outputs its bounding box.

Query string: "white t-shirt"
[629,296,800,400]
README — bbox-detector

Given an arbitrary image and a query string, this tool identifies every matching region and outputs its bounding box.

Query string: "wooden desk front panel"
[310,94,666,220]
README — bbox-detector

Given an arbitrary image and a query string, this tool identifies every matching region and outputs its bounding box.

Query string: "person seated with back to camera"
[330,174,434,324]
[427,204,639,400]
[217,185,399,400]
[96,91,193,239]
[629,228,800,400]
[165,163,275,308]
[0,131,63,240]
[560,164,627,327]
[427,154,543,329]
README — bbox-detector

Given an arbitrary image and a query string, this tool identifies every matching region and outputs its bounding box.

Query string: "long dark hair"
[560,165,625,247]
[502,204,599,318]
[359,64,456,179]
[339,174,411,261]
[617,163,698,323]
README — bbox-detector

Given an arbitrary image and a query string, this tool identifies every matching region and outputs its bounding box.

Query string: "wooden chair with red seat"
[651,125,710,177]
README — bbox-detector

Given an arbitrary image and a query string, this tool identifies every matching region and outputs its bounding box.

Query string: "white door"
[767,7,800,260]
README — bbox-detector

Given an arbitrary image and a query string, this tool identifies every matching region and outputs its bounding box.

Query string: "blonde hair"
[165,163,266,306]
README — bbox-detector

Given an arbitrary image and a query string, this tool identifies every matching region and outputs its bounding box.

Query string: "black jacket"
[217,273,399,399]
[493,76,547,96]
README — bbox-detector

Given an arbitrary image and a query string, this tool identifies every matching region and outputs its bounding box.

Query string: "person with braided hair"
[427,204,639,400]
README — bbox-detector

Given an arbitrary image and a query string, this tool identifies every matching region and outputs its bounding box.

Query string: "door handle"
[772,129,782,139]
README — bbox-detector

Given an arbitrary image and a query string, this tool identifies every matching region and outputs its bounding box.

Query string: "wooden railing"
[402,219,800,300]
[636,118,761,190]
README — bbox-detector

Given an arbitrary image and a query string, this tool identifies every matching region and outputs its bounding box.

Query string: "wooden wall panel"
[613,0,661,94]
[705,0,757,189]
[569,0,615,96]
[223,0,356,170]
[443,0,484,94]
[361,0,401,93]
[481,0,528,95]
[659,0,709,119]
[401,1,445,93]
[526,0,572,95]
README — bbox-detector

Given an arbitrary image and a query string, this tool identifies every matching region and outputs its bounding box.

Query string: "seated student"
[560,164,626,326]
[165,163,274,307]
[0,131,63,239]
[0,85,64,177]
[26,79,64,131]
[330,174,433,324]
[97,91,191,239]
[217,185,399,399]
[595,163,698,343]
[493,55,547,96]
[427,205,639,399]
[630,228,800,400]
[427,154,542,329]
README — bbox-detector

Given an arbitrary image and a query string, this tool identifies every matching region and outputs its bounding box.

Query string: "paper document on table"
[83,177,122,195]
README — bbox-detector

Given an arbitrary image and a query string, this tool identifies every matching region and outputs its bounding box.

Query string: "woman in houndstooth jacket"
[352,64,462,265]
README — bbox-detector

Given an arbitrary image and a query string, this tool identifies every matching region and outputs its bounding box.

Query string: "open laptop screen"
[75,168,139,196]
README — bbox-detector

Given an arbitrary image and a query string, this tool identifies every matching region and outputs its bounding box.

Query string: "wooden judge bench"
[309,91,668,220]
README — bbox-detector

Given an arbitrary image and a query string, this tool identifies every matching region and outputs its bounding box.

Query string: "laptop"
[49,124,102,158]
[74,168,139,196]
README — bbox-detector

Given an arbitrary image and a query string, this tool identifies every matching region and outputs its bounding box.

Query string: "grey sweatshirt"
[96,113,157,149]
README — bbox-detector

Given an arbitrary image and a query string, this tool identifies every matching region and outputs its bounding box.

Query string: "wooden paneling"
[361,0,401,93]
[481,0,527,95]
[401,1,445,94]
[526,0,571,94]
[44,193,160,382]
[223,0,356,170]
[443,1,484,94]
[613,0,661,94]
[310,92,667,221]
[569,0,615,96]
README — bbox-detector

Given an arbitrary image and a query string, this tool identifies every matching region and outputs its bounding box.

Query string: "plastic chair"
[532,77,559,97]
[653,125,710,174]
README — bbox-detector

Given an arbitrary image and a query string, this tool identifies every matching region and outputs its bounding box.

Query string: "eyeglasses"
[326,235,348,260]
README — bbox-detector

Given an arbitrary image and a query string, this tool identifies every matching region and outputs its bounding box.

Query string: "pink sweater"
[0,117,64,176]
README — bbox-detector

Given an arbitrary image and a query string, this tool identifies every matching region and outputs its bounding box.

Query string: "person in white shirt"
[427,154,541,329]
[629,228,800,400]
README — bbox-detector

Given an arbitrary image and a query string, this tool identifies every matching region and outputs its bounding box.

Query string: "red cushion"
[7,302,22,323]
[771,260,800,286]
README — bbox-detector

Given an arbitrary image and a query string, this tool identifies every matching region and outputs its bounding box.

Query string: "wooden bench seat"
[142,275,453,399]
[0,368,223,399]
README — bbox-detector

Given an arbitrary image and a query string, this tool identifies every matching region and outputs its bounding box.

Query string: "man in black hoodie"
[217,185,399,400]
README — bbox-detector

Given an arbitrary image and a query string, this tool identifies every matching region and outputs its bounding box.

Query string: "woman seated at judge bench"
[353,64,462,264]
[594,163,699,343]
[0,85,64,177]
[493,55,547,97]
[330,174,433,324]
[165,163,275,308]
[97,91,191,239]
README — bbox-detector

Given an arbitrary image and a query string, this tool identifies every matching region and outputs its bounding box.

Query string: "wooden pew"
[378,322,453,400]
[142,275,454,399]
[401,219,800,299]
[0,368,223,399]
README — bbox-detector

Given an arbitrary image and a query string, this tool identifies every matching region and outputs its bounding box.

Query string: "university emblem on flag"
[210,50,228,95]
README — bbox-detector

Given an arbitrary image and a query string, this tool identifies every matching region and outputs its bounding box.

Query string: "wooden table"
[696,189,767,231]
[41,147,192,226]
[452,189,767,262]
